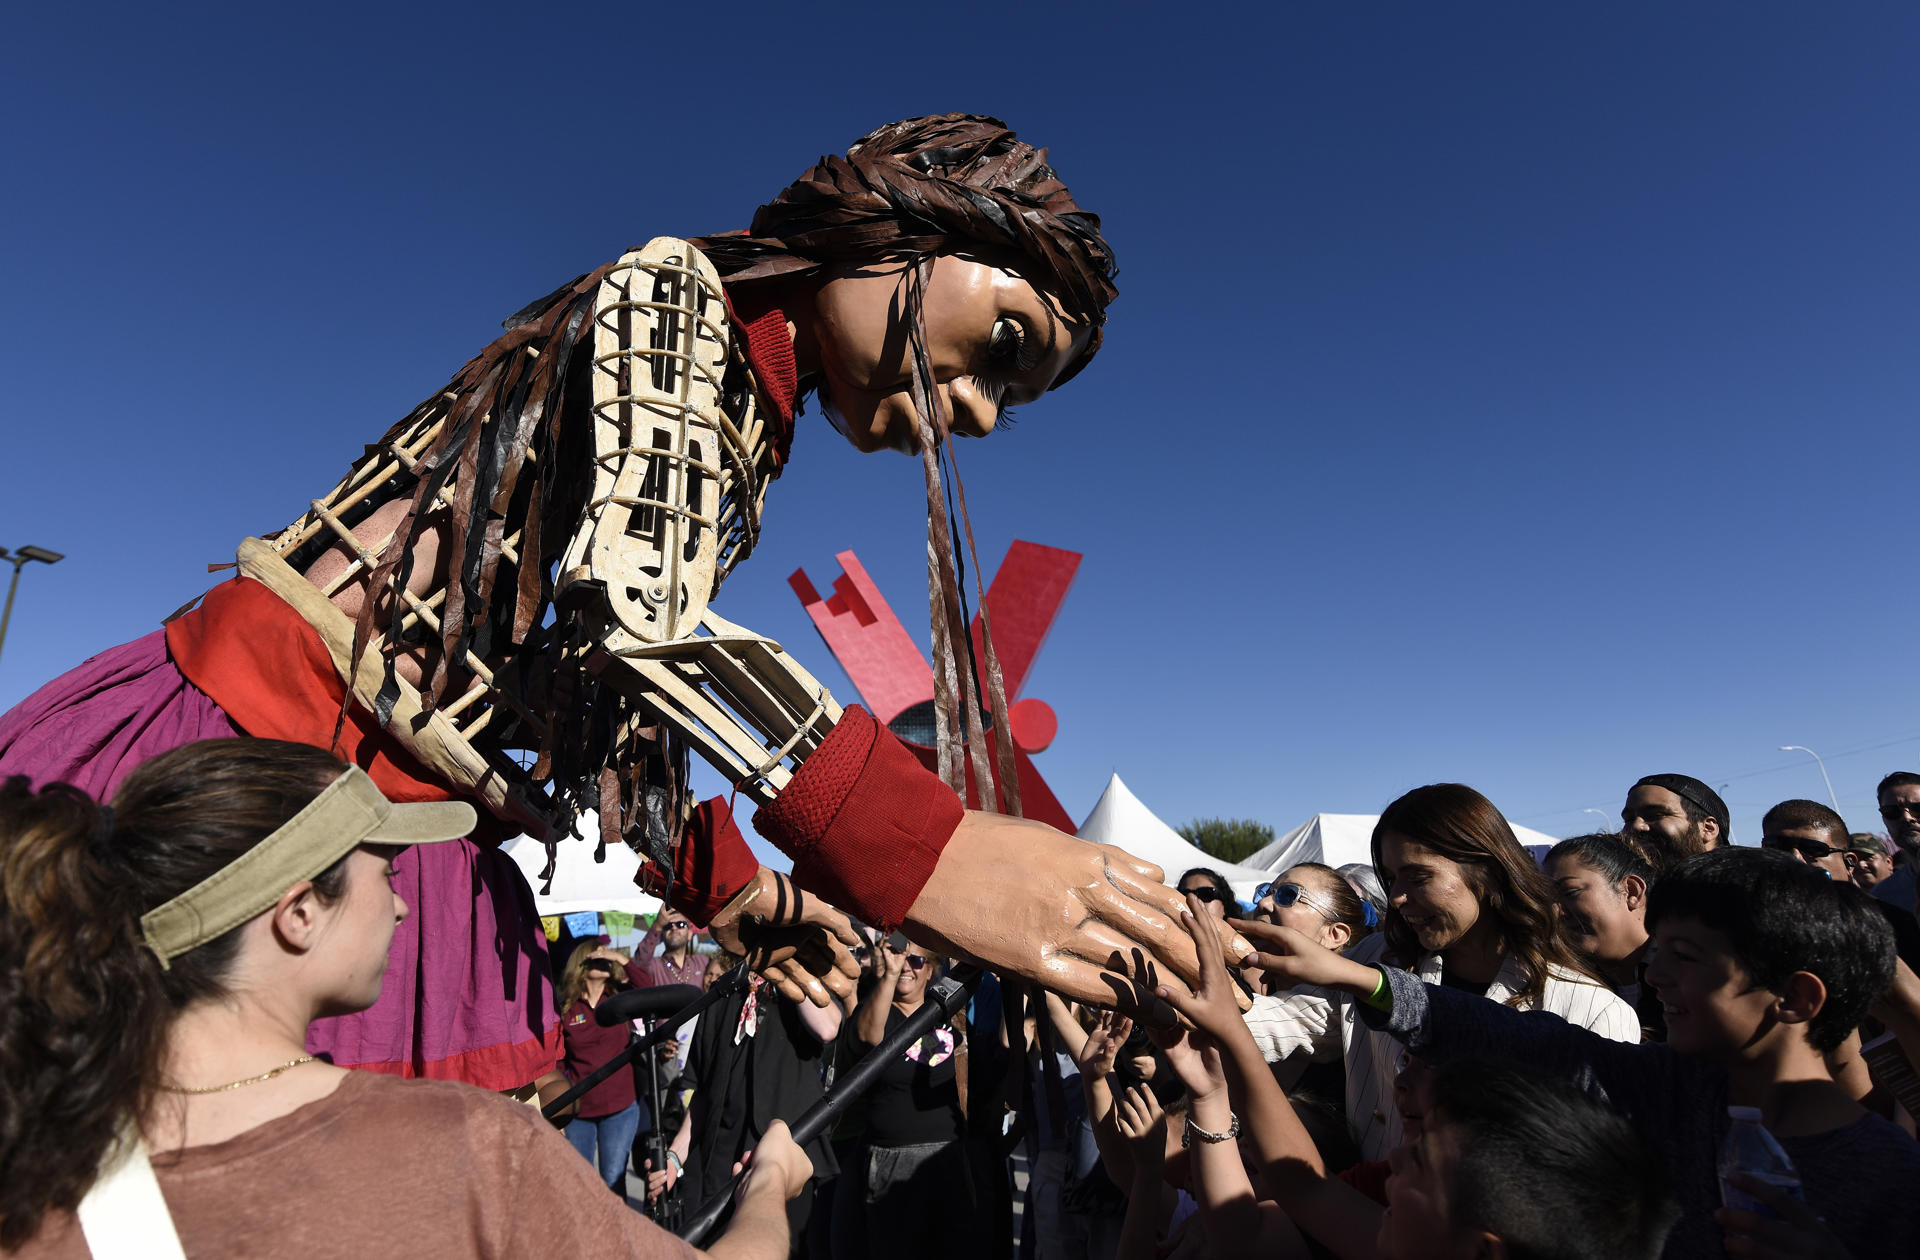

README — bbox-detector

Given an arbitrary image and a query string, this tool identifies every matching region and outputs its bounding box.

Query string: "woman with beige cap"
[0,738,808,1258]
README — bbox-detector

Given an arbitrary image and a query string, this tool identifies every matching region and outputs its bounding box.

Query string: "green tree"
[1176,817,1274,866]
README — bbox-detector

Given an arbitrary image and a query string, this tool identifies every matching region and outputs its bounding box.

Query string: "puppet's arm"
[265,237,1250,1009]
[554,238,1255,1007]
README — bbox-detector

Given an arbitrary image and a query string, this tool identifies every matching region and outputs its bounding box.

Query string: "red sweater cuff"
[634,797,758,927]
[753,705,963,932]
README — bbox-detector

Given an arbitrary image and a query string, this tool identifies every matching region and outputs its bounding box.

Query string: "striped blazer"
[1242,932,1638,1162]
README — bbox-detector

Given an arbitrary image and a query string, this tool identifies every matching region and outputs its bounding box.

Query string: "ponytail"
[0,738,347,1247]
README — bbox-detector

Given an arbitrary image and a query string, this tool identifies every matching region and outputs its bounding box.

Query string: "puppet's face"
[807,255,1093,454]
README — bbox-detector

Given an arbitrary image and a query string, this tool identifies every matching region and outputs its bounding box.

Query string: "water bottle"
[1719,1105,1805,1218]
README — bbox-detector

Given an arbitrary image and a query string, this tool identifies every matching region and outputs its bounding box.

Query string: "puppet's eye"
[986,317,1029,372]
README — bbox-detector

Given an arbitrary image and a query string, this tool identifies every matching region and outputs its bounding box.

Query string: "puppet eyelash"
[971,375,1019,429]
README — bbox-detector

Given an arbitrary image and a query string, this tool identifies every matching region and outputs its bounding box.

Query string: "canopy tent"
[1245,812,1565,875]
[1075,774,1273,907]
[501,812,663,919]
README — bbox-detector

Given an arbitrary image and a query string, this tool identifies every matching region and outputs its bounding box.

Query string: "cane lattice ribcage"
[260,238,839,836]
[564,239,839,806]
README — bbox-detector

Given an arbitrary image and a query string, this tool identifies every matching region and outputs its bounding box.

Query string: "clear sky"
[3,4,1916,867]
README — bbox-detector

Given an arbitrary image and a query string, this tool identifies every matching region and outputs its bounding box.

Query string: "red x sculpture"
[788,541,1081,832]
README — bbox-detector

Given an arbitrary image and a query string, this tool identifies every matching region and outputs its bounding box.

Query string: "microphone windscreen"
[595,984,704,1026]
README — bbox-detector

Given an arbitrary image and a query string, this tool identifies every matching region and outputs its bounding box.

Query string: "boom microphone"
[596,984,704,1026]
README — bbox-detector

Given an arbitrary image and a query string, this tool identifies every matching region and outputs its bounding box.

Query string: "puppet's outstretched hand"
[902,812,1256,1010]
[707,866,862,1008]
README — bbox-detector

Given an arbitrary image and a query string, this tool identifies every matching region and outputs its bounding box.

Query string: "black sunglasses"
[1761,836,1839,860]
[1179,885,1226,904]
[661,920,691,931]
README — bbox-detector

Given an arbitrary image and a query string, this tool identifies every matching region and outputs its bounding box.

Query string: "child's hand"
[1137,897,1257,1046]
[1075,1009,1134,1081]
[1148,1019,1230,1104]
[1114,1082,1169,1165]
[1232,918,1378,995]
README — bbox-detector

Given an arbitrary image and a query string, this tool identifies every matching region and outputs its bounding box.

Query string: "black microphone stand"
[643,1012,681,1229]
[542,964,748,1123]
[677,966,985,1247]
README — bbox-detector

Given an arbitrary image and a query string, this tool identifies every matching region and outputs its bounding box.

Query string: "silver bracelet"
[1182,1112,1240,1148]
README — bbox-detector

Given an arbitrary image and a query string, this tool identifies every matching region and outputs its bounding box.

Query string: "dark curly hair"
[694,113,1119,386]
[0,738,349,1248]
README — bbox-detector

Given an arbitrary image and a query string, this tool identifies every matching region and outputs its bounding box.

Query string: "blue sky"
[3,4,1916,865]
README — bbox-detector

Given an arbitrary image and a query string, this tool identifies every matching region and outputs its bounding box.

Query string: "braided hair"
[693,113,1118,385]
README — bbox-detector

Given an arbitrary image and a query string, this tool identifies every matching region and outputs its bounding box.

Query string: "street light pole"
[1779,745,1840,814]
[0,546,66,666]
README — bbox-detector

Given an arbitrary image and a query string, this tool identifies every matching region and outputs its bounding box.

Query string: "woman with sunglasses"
[1177,868,1239,920]
[1238,784,1638,1163]
[553,942,640,1188]
[1253,864,1378,952]
[851,935,984,1260]
[0,738,810,1258]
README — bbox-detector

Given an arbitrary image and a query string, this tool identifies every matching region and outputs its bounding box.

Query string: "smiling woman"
[1240,783,1639,1162]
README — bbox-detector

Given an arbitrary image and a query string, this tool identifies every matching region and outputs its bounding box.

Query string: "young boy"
[1237,848,1920,1257]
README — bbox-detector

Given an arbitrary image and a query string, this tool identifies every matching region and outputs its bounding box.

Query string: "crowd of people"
[532,770,1920,1260]
[5,739,1920,1259]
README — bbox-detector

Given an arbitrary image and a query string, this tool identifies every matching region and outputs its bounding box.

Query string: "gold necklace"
[159,1056,318,1095]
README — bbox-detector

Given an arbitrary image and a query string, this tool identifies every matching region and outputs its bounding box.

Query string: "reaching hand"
[707,865,862,1008]
[1231,917,1373,994]
[903,813,1256,1010]
[1074,1009,1135,1081]
[1140,897,1264,1047]
[1114,1082,1170,1167]
[1146,1017,1229,1104]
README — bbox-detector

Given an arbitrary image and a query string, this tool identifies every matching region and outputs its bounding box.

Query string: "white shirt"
[1242,933,1638,1161]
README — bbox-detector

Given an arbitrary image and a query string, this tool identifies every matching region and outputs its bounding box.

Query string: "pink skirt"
[0,630,561,1088]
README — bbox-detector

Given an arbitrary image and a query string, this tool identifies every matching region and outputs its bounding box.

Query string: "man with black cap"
[1621,773,1730,871]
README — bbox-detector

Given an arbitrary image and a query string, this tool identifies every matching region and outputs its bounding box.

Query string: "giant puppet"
[0,116,1249,1088]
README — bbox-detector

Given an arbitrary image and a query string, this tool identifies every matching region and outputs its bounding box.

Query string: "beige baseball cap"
[140,764,476,967]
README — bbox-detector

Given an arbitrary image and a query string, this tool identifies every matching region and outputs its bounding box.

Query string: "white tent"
[501,811,663,919]
[1075,775,1273,906]
[1245,812,1565,876]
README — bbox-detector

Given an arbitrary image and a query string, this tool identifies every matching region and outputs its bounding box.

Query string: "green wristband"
[1362,966,1393,1012]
